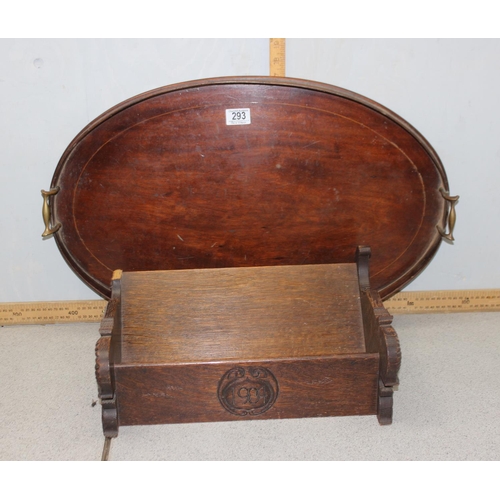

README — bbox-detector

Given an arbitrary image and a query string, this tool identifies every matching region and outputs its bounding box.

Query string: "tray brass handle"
[41,186,61,237]
[437,188,459,242]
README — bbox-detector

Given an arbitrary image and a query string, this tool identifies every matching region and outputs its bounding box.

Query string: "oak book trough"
[42,76,458,441]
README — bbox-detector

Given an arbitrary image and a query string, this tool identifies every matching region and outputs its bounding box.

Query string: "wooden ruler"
[270,38,286,77]
[1,289,499,326]
[383,289,500,314]
[1,300,106,326]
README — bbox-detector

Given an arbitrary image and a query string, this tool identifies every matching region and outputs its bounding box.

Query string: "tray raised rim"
[48,76,450,299]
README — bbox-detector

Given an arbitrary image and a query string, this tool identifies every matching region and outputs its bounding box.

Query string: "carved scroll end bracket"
[380,323,402,386]
[376,310,401,425]
[95,314,118,437]
[377,379,394,425]
[95,336,118,437]
[101,398,118,439]
[355,249,401,424]
[95,336,113,398]
[95,271,123,438]
[356,245,372,291]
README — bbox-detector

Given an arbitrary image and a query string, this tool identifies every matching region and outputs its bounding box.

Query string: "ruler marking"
[384,288,500,314]
[270,38,285,77]
[0,289,499,325]
[0,299,107,326]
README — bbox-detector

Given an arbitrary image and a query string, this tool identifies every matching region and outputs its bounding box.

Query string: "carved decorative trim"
[218,366,279,416]
[357,246,401,387]
[357,245,401,425]
[362,288,402,386]
[95,334,118,437]
[356,245,371,291]
[101,396,118,438]
[98,298,118,336]
[95,336,113,400]
[95,277,121,437]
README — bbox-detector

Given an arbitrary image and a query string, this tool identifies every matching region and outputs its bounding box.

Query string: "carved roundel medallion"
[218,366,279,416]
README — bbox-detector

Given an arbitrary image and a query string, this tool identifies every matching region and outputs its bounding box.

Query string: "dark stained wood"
[114,356,379,426]
[357,246,401,424]
[95,319,117,437]
[50,75,435,435]
[46,77,456,436]
[49,76,450,299]
[95,272,121,437]
[377,380,395,426]
[94,246,403,433]
[361,288,401,387]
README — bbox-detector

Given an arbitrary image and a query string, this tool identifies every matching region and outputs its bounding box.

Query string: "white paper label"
[225,108,251,125]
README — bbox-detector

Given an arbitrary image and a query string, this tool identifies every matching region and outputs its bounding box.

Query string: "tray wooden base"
[95,247,401,436]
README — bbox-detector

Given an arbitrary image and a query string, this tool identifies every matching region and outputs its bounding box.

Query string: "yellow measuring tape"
[1,290,499,326]
[270,38,286,77]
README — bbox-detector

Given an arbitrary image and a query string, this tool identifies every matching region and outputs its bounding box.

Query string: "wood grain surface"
[114,355,379,426]
[94,249,400,431]
[48,77,449,299]
[119,264,365,364]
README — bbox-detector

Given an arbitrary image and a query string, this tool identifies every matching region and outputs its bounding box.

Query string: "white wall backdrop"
[1,38,499,302]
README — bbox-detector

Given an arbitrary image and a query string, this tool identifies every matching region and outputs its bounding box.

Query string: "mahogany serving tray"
[42,77,458,439]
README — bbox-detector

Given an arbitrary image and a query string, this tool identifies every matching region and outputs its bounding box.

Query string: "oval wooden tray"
[47,76,451,298]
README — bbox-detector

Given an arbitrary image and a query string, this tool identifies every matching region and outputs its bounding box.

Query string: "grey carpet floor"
[1,312,499,461]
